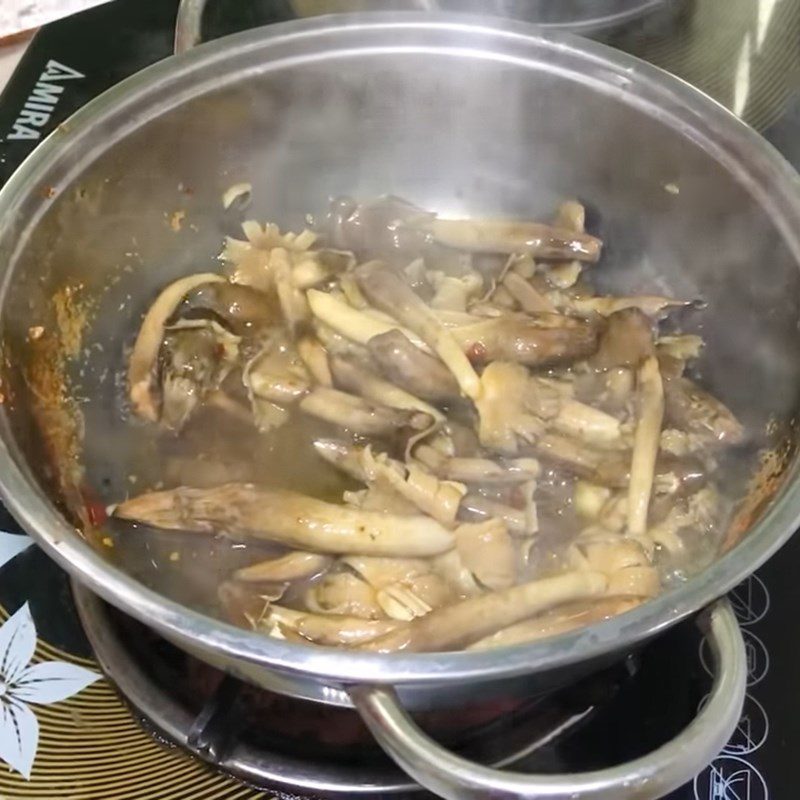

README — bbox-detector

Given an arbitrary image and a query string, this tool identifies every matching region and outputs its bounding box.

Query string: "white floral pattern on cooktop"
[0,602,99,778]
[0,531,31,570]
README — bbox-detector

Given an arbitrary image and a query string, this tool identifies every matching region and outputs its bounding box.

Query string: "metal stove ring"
[72,580,602,796]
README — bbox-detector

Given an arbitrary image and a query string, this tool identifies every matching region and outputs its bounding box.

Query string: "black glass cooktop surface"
[0,2,798,798]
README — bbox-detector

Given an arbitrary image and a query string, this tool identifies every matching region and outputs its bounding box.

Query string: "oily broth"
[71,196,752,652]
[97,374,732,628]
[100,399,358,614]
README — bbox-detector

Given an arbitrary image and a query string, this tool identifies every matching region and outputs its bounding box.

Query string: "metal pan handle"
[350,599,745,800]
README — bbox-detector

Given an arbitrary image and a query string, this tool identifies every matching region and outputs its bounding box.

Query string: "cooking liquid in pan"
[79,195,752,653]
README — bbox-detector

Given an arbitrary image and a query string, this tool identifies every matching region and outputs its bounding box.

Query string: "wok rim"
[0,11,799,687]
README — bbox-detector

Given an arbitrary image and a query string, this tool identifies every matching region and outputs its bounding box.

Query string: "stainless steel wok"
[0,11,799,799]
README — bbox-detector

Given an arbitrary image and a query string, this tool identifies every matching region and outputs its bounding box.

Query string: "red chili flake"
[80,486,107,527]
[41,186,56,199]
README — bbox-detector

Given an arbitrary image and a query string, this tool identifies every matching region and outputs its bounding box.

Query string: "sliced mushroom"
[291,249,356,290]
[573,367,635,416]
[355,262,480,399]
[260,605,402,646]
[431,550,483,597]
[533,432,602,475]
[300,386,433,437]
[312,194,434,260]
[297,336,333,386]
[459,494,533,537]
[159,319,240,431]
[312,438,369,481]
[181,281,276,336]
[570,295,696,317]
[451,313,599,368]
[244,333,310,406]
[501,271,557,314]
[429,270,484,312]
[128,272,226,421]
[339,556,455,621]
[455,519,516,590]
[552,400,624,448]
[367,329,461,403]
[329,355,442,422]
[590,308,655,370]
[414,444,540,484]
[220,221,316,291]
[424,217,602,262]
[270,246,310,333]
[344,484,420,515]
[115,484,456,557]
[475,362,560,454]
[341,556,430,588]
[305,572,383,619]
[663,376,744,446]
[307,289,424,349]
[360,570,607,652]
[358,447,466,527]
[628,357,665,536]
[234,551,333,583]
[656,334,704,361]
[468,597,641,650]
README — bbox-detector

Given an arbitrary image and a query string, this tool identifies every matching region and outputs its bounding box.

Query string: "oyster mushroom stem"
[312,438,368,481]
[115,484,456,557]
[425,218,602,262]
[329,356,443,422]
[628,356,665,536]
[360,570,607,652]
[431,550,483,597]
[450,313,599,367]
[234,551,333,583]
[414,444,540,484]
[501,271,557,313]
[459,494,532,536]
[570,295,697,317]
[367,329,461,403]
[271,247,310,333]
[128,272,225,421]
[468,597,641,650]
[313,440,464,526]
[663,376,744,446]
[297,336,333,386]
[307,289,424,349]
[355,262,481,399]
[359,447,466,527]
[553,400,623,447]
[260,606,402,646]
[300,387,433,437]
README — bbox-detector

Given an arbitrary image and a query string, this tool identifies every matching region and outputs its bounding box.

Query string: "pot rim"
[1,12,799,687]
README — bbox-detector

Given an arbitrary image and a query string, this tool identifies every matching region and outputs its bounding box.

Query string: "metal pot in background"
[185,0,800,133]
[1,11,800,798]
[178,0,687,48]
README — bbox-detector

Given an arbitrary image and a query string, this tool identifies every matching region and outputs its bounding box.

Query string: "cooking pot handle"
[350,599,745,800]
[174,0,205,54]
